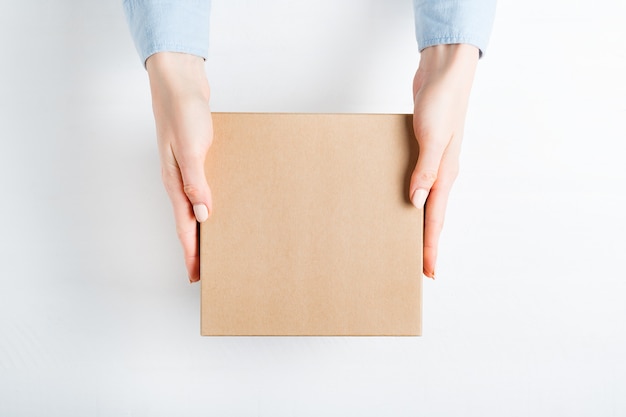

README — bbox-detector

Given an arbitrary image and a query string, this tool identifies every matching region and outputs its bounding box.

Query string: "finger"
[422,183,450,279]
[409,131,447,279]
[178,152,213,223]
[422,153,459,279]
[409,137,448,210]
[162,163,201,282]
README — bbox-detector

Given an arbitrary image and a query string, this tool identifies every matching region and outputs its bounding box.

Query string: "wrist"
[414,44,478,97]
[146,52,210,102]
[419,44,478,72]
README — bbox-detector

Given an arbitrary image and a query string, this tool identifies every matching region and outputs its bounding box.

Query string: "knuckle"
[183,183,203,200]
[176,225,197,245]
[425,217,444,235]
[417,170,438,186]
[423,242,438,252]
[160,168,180,193]
[440,166,459,187]
[161,168,175,182]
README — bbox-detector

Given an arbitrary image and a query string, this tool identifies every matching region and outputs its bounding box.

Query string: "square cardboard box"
[201,113,422,336]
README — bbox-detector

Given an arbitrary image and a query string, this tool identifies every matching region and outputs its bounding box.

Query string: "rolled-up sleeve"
[123,0,211,67]
[413,0,496,57]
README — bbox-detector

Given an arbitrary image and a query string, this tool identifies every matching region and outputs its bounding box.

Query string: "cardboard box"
[201,113,422,336]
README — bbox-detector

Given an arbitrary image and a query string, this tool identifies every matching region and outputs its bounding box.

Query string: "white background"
[1,0,625,416]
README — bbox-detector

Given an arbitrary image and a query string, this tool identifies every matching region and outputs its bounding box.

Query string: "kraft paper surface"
[201,113,422,336]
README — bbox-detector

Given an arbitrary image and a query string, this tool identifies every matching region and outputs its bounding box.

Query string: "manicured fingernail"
[411,189,429,209]
[193,204,209,222]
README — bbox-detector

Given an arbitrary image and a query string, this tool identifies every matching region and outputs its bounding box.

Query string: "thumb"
[179,157,213,223]
[409,143,445,209]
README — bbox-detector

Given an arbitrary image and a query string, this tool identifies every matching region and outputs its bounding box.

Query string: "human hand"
[410,44,479,279]
[146,52,213,283]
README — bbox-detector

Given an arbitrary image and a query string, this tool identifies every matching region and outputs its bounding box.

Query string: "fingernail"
[411,189,429,209]
[193,204,209,222]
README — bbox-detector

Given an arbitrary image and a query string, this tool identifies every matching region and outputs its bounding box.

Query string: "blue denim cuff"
[123,0,211,68]
[413,0,496,58]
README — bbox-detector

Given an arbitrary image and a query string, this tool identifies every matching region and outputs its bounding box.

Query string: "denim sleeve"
[122,0,211,67]
[413,0,496,57]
